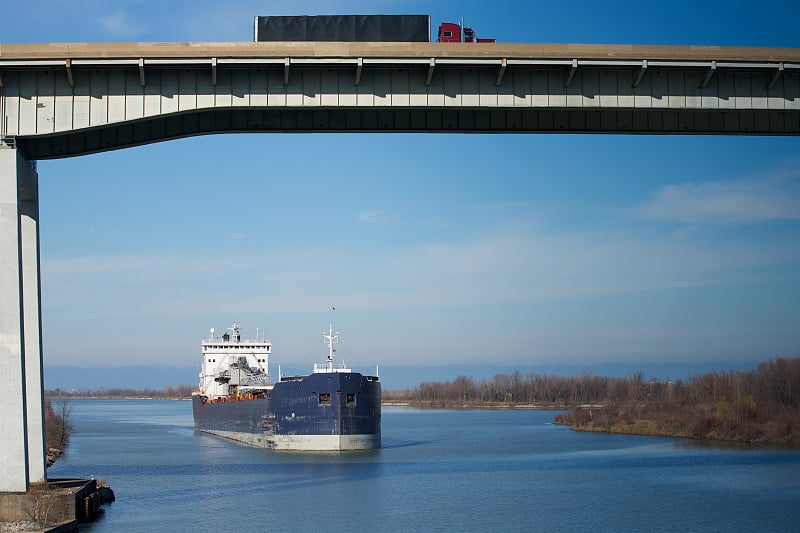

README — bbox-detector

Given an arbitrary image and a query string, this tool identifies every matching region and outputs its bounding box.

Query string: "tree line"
[555,357,800,445]
[46,384,196,399]
[384,358,800,446]
[384,370,652,406]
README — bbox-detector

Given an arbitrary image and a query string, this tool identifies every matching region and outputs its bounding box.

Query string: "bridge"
[1,40,799,491]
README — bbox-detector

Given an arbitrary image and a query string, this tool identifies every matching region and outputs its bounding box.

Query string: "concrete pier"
[0,478,115,529]
[0,146,45,492]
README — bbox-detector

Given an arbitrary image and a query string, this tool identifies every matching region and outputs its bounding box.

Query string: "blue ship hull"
[192,371,381,450]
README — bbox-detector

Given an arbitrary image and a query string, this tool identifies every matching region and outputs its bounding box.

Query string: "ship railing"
[239,384,274,393]
[313,362,352,373]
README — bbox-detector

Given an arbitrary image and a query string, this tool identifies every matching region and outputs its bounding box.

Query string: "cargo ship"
[191,322,381,450]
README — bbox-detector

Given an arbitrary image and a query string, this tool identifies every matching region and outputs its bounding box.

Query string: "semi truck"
[254,15,494,43]
[436,21,496,43]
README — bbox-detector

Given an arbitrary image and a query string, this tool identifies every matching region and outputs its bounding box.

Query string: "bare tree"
[45,398,72,465]
[25,482,55,528]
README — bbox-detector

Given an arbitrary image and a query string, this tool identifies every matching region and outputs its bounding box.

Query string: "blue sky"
[4,1,799,380]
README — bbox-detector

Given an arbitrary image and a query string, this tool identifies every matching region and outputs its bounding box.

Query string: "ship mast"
[323,322,339,373]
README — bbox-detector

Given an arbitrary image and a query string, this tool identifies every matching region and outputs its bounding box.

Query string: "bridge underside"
[14,106,800,159]
[3,54,799,159]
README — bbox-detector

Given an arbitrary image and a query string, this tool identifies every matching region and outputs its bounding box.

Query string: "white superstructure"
[199,323,273,400]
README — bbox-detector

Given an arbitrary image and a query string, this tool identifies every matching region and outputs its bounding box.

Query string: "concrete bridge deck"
[3,41,799,161]
[2,41,800,61]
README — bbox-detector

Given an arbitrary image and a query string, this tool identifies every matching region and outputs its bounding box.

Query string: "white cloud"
[96,10,143,39]
[357,209,390,224]
[41,221,800,319]
[633,168,800,225]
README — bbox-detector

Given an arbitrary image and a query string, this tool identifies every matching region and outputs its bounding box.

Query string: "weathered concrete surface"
[1,41,800,62]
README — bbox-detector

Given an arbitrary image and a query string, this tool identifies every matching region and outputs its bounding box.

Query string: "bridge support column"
[0,146,45,492]
[20,152,46,485]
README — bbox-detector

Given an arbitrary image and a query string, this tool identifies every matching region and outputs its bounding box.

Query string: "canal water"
[48,399,800,532]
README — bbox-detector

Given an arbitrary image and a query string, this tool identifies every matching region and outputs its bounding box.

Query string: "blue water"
[48,399,800,532]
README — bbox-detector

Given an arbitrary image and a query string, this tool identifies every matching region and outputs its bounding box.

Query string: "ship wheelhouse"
[198,323,273,400]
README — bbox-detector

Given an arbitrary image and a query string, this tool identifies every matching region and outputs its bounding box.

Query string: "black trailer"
[254,15,431,42]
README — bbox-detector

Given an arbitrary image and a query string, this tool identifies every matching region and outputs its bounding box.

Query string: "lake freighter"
[191,322,381,450]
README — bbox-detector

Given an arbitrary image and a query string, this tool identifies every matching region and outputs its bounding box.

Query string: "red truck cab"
[437,22,462,42]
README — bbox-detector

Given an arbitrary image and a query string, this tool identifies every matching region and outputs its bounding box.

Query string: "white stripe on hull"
[199,428,380,450]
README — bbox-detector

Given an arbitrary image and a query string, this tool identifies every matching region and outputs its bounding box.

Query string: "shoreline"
[553,413,800,449]
[559,423,800,449]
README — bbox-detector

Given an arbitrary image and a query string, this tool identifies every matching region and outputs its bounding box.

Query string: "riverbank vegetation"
[554,358,800,446]
[385,358,800,446]
[44,399,72,466]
